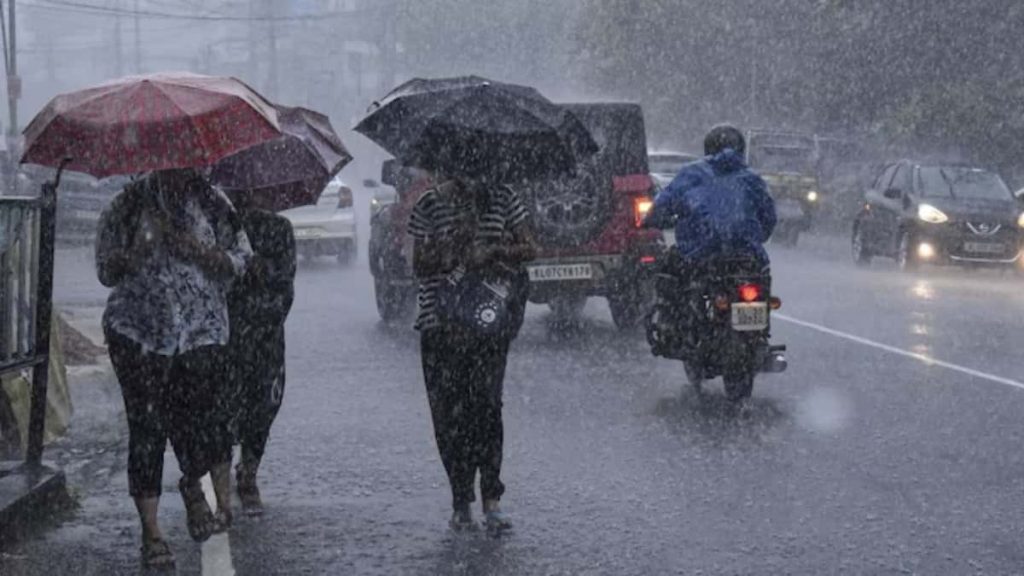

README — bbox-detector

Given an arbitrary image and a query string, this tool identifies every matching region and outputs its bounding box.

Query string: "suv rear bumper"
[526,248,660,303]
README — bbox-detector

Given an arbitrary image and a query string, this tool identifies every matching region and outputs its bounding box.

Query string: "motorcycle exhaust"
[761,344,788,374]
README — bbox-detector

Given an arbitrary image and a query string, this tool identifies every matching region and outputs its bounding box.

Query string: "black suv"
[852,160,1024,270]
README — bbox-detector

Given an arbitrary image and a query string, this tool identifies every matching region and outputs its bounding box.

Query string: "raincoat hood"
[706,148,746,175]
[645,149,776,265]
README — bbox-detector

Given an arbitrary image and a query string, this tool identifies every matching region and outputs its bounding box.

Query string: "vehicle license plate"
[528,263,594,282]
[963,241,1004,255]
[74,210,101,221]
[731,302,769,331]
[294,228,322,239]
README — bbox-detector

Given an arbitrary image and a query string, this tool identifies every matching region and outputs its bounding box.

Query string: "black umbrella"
[354,76,597,183]
[210,105,352,212]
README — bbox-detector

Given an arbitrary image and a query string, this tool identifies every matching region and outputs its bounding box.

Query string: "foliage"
[575,0,1024,177]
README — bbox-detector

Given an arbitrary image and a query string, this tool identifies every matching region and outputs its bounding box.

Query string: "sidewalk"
[1,289,124,546]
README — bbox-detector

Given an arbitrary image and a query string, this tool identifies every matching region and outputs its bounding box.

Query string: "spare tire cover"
[522,162,613,248]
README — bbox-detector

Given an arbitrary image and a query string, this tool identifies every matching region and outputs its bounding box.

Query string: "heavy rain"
[0,1,1022,574]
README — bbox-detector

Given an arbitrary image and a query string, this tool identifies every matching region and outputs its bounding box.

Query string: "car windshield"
[918,167,1012,200]
[748,145,815,173]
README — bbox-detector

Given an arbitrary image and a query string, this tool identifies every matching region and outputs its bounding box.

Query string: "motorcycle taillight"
[738,283,762,302]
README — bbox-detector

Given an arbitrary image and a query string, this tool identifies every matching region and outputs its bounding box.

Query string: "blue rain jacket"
[646,149,776,265]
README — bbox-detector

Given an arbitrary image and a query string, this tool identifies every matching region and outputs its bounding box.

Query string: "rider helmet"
[703,124,746,157]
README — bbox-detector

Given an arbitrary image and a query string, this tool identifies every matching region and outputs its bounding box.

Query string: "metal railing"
[0,197,42,374]
[0,166,62,466]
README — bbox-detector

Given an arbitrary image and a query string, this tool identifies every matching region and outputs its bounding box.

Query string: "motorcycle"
[646,256,788,401]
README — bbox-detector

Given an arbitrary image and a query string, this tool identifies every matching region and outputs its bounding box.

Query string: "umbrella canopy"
[21,72,281,178]
[354,76,597,183]
[210,106,352,212]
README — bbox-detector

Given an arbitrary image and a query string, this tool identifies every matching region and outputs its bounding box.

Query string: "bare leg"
[237,446,264,515]
[134,496,163,543]
[210,461,233,528]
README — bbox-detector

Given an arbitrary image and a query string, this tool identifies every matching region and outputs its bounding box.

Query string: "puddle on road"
[795,387,852,433]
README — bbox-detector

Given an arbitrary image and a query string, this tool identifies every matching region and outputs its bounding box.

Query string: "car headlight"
[806,191,819,202]
[917,204,949,224]
[1017,212,1024,229]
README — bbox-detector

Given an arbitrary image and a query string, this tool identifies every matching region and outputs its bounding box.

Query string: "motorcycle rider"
[643,124,776,356]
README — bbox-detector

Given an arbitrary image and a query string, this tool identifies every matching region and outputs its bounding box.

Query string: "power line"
[24,0,368,22]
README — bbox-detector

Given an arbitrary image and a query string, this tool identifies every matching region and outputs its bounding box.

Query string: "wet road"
[5,237,1024,575]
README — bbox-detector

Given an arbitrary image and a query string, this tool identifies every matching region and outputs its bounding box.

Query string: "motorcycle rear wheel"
[723,371,754,402]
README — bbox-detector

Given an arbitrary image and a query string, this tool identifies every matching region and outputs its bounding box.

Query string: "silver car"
[281,178,358,264]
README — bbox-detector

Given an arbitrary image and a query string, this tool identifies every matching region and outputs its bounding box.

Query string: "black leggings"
[421,328,509,509]
[229,324,286,463]
[106,327,233,498]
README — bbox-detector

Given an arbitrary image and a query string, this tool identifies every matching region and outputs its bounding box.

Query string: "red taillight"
[640,255,656,264]
[738,283,761,302]
[633,197,653,228]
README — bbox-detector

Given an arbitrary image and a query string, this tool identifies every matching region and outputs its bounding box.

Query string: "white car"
[281,178,358,264]
[649,150,700,189]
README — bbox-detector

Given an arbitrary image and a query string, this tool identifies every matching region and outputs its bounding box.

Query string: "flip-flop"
[213,508,233,533]
[141,538,175,569]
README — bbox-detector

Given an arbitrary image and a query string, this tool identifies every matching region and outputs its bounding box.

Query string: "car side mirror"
[363,179,379,189]
[381,159,399,187]
[883,187,902,200]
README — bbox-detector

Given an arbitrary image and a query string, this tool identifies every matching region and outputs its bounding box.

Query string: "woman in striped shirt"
[409,177,536,532]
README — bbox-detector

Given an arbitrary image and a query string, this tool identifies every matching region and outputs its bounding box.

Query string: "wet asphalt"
[3,236,1024,575]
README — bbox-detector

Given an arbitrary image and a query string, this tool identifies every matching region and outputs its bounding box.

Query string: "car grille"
[963,221,1002,236]
[949,222,1021,260]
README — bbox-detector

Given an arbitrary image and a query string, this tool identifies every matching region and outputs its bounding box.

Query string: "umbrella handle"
[51,157,72,189]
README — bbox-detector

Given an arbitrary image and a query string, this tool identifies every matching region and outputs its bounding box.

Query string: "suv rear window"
[917,167,1012,200]
[564,103,649,176]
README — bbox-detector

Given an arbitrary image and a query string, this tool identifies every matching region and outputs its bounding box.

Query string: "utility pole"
[266,0,278,99]
[113,0,123,78]
[7,0,16,138]
[247,0,257,86]
[133,0,141,73]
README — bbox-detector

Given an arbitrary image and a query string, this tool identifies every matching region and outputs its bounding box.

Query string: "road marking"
[200,474,236,576]
[774,313,1024,392]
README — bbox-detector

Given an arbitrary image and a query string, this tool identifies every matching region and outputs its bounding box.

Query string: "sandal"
[213,508,233,533]
[236,465,264,517]
[141,538,175,569]
[179,478,216,543]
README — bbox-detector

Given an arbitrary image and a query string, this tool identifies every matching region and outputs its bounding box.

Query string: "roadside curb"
[0,462,72,545]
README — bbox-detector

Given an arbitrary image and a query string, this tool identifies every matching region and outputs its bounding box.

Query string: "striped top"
[408,182,529,331]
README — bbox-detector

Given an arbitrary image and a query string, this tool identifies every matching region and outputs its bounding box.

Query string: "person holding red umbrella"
[22,72,280,569]
[97,168,252,565]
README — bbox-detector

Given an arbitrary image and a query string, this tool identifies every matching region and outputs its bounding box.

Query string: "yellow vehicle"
[745,130,821,246]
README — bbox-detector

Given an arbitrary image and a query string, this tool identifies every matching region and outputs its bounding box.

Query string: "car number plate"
[74,210,101,221]
[731,302,769,331]
[963,241,1005,255]
[528,263,594,282]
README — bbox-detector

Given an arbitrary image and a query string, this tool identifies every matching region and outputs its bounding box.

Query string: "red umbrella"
[21,72,281,178]
[210,106,352,212]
